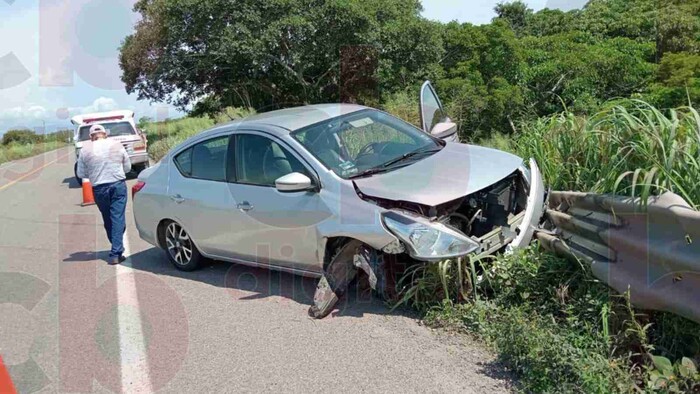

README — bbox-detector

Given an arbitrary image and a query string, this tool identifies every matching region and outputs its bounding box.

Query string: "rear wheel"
[74,163,83,186]
[163,221,202,271]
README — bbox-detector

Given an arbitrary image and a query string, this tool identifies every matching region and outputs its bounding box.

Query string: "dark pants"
[93,180,127,259]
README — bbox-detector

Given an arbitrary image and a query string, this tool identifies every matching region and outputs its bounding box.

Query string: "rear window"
[174,136,229,182]
[78,121,135,141]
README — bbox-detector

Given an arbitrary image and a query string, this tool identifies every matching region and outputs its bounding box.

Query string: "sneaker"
[109,255,126,266]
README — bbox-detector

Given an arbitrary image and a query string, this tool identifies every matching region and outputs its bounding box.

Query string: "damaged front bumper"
[471,158,545,257]
[308,159,546,318]
[382,158,546,261]
[506,158,546,253]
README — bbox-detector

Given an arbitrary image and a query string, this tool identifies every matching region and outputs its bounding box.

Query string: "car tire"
[162,220,202,271]
[74,163,83,186]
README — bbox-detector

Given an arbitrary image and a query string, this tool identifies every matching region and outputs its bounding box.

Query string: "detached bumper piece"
[309,241,361,319]
[537,191,700,324]
[309,242,389,319]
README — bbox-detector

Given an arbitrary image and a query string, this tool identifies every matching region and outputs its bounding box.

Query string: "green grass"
[145,107,255,162]
[400,100,700,393]
[489,100,700,209]
[0,140,68,165]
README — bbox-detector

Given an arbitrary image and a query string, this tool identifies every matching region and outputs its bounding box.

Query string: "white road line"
[116,230,154,393]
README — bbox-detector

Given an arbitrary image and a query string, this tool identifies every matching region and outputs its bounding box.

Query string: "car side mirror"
[275,172,314,193]
[430,121,458,141]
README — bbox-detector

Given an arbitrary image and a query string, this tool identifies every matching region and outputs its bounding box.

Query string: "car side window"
[234,134,309,187]
[174,136,230,181]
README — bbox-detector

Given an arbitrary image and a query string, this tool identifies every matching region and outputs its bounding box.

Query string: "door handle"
[236,201,254,211]
[170,194,185,204]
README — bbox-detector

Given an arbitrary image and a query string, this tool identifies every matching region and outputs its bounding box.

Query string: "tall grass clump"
[513,100,700,208]
[381,91,421,128]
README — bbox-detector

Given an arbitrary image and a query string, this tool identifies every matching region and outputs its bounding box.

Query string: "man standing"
[76,124,132,265]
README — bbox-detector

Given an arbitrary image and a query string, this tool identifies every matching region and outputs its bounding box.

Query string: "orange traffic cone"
[82,178,96,207]
[0,356,17,394]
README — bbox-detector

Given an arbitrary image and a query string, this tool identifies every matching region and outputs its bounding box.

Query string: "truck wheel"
[133,162,150,176]
[74,163,83,186]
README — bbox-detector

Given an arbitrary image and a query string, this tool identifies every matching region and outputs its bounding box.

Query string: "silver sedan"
[133,95,544,318]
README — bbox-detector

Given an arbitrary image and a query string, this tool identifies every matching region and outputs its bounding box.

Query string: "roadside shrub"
[0,140,66,165]
[2,129,42,145]
[414,247,670,393]
[429,300,632,393]
[145,107,256,162]
[212,106,256,125]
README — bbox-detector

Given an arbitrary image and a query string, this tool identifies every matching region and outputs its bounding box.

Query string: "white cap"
[89,124,108,136]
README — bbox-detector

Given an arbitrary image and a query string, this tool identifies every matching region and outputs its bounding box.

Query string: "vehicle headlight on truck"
[382,211,479,261]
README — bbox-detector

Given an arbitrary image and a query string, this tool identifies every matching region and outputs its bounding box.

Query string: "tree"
[494,1,532,36]
[579,0,700,59]
[523,8,579,37]
[521,33,656,116]
[120,0,442,114]
[438,21,524,137]
[648,52,700,108]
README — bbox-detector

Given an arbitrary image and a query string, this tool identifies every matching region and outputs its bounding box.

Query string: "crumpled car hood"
[353,142,524,207]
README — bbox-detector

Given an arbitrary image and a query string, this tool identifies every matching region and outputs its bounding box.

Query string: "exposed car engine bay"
[440,171,529,238]
[357,170,529,241]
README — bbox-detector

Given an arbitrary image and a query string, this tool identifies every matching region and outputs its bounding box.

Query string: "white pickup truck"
[71,110,149,184]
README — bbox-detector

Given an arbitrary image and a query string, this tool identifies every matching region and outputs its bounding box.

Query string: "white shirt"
[76,138,132,185]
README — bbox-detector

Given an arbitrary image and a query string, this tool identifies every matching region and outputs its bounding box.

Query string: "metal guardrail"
[535,191,700,323]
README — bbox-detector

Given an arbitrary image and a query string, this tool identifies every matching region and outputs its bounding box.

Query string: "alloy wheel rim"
[165,222,193,265]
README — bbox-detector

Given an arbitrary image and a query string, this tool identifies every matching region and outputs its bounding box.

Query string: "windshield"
[292,109,443,179]
[77,121,136,142]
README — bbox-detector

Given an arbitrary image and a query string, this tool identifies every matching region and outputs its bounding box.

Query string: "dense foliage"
[121,0,700,137]
[120,0,441,114]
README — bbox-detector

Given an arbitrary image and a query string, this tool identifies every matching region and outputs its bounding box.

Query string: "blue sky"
[0,0,584,134]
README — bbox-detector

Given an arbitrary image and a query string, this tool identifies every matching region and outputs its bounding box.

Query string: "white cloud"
[0,105,46,121]
[81,97,119,114]
[0,97,117,121]
[0,1,183,135]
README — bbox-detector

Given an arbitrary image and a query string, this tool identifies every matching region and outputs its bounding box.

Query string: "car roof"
[204,104,369,137]
[71,110,135,126]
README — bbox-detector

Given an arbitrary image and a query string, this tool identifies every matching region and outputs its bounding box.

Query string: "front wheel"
[162,221,202,271]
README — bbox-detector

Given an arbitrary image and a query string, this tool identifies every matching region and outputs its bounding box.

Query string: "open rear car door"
[419,81,459,143]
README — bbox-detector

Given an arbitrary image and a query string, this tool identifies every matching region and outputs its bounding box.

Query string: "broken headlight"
[382,211,479,261]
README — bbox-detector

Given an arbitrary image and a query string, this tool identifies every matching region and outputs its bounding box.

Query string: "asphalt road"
[0,147,512,393]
